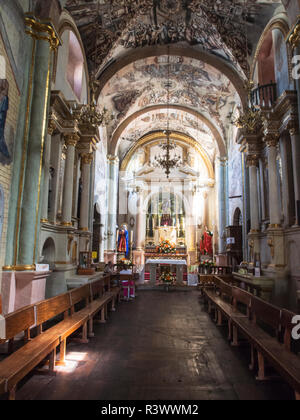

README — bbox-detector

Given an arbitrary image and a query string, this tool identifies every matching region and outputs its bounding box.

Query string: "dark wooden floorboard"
[13,290,294,400]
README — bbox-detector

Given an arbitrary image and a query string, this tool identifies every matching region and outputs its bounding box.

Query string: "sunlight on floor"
[55,352,88,374]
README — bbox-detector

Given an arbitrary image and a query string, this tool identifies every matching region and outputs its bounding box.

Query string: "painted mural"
[66,0,280,75]
[100,56,238,138]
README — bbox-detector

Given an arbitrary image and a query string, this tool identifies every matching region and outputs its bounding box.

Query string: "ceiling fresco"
[118,109,217,163]
[65,0,281,75]
[99,55,239,138]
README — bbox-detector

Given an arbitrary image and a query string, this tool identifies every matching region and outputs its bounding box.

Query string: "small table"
[146,259,187,284]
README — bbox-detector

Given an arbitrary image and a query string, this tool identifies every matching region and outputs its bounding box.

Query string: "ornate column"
[264,131,285,268]
[17,17,60,269]
[79,153,93,232]
[280,132,295,227]
[41,120,56,223]
[289,125,300,225]
[247,154,261,264]
[217,157,227,254]
[265,135,282,228]
[106,155,119,256]
[247,155,260,232]
[133,187,145,266]
[61,133,79,226]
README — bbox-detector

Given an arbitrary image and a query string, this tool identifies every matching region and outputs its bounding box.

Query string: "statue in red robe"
[200,228,213,255]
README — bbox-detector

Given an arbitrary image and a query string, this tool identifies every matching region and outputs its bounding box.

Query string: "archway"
[40,237,56,269]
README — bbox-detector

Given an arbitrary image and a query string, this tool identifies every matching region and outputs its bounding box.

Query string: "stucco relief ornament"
[233,80,263,133]
[80,76,113,127]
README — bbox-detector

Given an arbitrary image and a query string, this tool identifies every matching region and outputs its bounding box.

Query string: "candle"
[130,230,134,244]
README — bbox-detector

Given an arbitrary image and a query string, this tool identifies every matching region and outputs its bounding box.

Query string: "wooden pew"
[231,297,300,398]
[204,278,248,341]
[0,275,122,399]
[0,305,35,354]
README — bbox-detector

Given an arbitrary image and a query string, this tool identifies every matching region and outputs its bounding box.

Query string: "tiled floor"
[13,290,294,400]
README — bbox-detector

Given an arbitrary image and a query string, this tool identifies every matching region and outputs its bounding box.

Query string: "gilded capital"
[246,154,259,168]
[81,153,94,165]
[48,119,56,136]
[107,155,119,163]
[25,14,61,50]
[287,17,300,50]
[64,133,80,147]
[265,134,279,148]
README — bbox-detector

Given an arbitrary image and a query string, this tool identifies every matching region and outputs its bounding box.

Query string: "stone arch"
[53,10,90,103]
[233,207,242,227]
[96,45,247,108]
[111,105,226,158]
[120,130,215,181]
[40,237,56,269]
[251,16,292,84]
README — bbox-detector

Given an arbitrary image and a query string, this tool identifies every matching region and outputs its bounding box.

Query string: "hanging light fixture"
[80,0,113,128]
[152,47,182,178]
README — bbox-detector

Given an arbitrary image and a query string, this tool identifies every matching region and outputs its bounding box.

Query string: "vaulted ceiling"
[65,0,281,75]
[64,0,282,162]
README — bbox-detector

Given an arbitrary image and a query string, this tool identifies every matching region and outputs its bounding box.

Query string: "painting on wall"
[0,78,12,165]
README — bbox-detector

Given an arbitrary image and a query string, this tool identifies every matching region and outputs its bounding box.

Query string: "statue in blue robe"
[0,79,10,160]
[118,226,129,258]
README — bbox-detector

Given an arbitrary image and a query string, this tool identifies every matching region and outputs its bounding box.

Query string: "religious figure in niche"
[0,79,11,164]
[200,227,213,256]
[118,225,129,258]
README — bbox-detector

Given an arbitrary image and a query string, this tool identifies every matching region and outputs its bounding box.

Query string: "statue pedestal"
[133,250,145,267]
[1,271,51,315]
[104,251,117,265]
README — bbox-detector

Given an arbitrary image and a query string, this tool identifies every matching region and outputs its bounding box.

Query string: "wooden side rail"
[0,274,122,400]
[202,283,300,399]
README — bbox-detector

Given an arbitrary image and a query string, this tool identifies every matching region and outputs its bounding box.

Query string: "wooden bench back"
[4,305,35,341]
[91,279,104,299]
[232,287,252,316]
[219,280,233,300]
[69,284,90,308]
[36,293,71,326]
[280,309,298,351]
[251,297,281,335]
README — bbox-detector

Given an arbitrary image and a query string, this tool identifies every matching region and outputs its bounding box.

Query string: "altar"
[145,258,187,285]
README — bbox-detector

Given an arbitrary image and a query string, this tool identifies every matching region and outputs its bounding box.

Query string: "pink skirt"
[122,280,135,298]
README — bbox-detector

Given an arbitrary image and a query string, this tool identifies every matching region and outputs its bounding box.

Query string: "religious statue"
[200,227,213,256]
[0,79,10,162]
[118,225,129,258]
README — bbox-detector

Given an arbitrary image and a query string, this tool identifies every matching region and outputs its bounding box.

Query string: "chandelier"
[80,76,112,127]
[152,47,182,178]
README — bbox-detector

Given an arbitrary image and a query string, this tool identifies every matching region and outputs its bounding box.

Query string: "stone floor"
[13,290,294,400]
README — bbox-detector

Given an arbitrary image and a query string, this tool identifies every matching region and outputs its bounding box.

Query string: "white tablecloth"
[146,259,187,266]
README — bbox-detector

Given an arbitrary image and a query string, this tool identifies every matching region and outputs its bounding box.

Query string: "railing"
[250,82,277,109]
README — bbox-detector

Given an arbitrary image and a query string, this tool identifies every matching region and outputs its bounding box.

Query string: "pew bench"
[0,305,35,355]
[231,298,300,399]
[204,278,248,341]
[0,275,121,400]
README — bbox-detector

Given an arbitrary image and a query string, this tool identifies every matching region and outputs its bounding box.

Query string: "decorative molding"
[25,14,61,51]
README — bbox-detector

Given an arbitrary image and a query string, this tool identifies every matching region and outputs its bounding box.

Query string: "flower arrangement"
[199,260,214,268]
[156,240,176,254]
[116,258,133,270]
[159,271,176,285]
